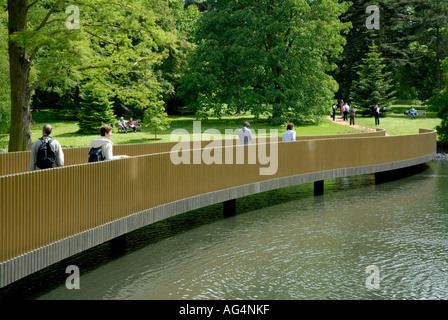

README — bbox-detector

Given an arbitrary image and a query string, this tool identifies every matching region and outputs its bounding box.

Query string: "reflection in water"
[18,162,448,299]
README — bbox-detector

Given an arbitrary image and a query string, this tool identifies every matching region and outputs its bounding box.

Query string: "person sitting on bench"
[119,117,127,133]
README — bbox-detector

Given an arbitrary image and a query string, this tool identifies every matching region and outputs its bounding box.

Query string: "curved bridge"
[0,128,437,288]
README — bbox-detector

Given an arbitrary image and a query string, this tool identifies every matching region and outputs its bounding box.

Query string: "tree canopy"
[350,42,395,115]
[177,0,351,124]
[3,0,448,151]
[5,0,190,151]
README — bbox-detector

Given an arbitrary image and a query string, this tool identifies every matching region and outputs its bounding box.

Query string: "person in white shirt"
[90,125,130,160]
[374,104,380,125]
[343,103,349,121]
[238,122,254,145]
[282,123,296,142]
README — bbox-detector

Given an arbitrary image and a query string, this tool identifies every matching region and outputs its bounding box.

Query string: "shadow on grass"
[54,131,87,138]
[115,138,164,145]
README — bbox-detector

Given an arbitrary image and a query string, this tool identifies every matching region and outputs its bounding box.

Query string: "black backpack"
[88,146,104,162]
[36,137,56,169]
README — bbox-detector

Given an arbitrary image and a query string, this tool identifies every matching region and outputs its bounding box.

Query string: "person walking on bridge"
[238,122,254,145]
[282,123,296,142]
[29,124,64,171]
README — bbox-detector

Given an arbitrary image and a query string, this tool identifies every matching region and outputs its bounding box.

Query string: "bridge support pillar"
[223,199,236,217]
[109,234,127,254]
[375,164,428,184]
[314,180,324,196]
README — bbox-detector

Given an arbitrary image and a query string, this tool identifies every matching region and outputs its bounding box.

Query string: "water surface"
[37,161,448,300]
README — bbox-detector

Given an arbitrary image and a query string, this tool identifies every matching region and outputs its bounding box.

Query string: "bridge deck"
[0,129,437,288]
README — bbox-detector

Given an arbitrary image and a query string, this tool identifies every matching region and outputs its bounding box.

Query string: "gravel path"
[325,115,389,135]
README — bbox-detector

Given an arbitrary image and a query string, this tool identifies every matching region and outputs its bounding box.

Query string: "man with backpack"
[29,124,65,171]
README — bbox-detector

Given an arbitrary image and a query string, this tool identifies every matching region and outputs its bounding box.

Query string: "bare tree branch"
[27,69,66,94]
[78,71,129,91]
[27,0,40,11]
[85,29,119,47]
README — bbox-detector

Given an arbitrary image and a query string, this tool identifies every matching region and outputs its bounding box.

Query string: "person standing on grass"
[374,104,380,125]
[29,124,64,171]
[350,105,356,125]
[332,104,337,121]
[343,102,349,121]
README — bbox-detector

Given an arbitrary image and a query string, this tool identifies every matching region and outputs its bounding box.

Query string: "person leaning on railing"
[90,125,130,160]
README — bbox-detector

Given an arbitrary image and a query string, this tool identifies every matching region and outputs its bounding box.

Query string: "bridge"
[0,128,437,288]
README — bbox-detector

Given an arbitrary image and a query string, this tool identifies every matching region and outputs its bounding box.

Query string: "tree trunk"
[8,0,32,152]
[436,25,441,91]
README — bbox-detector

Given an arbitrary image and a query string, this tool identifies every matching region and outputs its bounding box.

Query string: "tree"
[428,58,448,145]
[333,0,448,103]
[0,5,10,135]
[331,0,378,102]
[350,42,395,116]
[143,103,171,139]
[177,0,350,124]
[78,82,115,134]
[6,0,180,151]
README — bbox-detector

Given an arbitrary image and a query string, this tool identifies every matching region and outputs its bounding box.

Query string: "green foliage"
[350,42,396,116]
[334,0,448,103]
[428,58,448,144]
[143,102,171,139]
[7,0,186,142]
[0,7,10,134]
[177,0,350,124]
[78,82,115,134]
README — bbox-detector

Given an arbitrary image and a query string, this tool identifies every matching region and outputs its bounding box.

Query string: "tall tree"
[78,82,115,134]
[334,0,448,102]
[0,4,10,135]
[428,57,448,145]
[6,0,180,151]
[331,0,378,101]
[350,42,395,115]
[7,0,32,151]
[177,0,350,124]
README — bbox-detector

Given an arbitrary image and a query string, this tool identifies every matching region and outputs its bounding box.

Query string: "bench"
[118,120,142,132]
[404,110,426,118]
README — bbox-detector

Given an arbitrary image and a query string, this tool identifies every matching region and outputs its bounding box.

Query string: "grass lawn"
[352,107,440,136]
[0,106,441,151]
[0,110,360,151]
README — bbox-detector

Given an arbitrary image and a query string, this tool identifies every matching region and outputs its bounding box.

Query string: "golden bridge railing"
[0,130,386,176]
[0,129,436,287]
